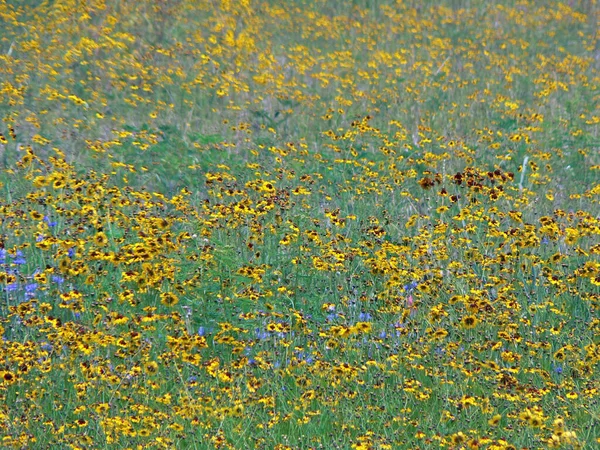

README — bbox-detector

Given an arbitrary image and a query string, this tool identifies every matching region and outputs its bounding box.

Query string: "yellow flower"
[160,291,179,307]
[352,322,372,334]
[93,232,109,247]
[144,361,159,375]
[461,315,479,329]
[451,431,467,444]
[488,414,501,426]
[553,348,566,361]
[528,415,544,428]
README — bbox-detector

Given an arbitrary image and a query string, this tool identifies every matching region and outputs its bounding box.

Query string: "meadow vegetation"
[0,0,599,448]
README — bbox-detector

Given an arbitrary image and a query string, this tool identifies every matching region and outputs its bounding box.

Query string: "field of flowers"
[1,0,599,448]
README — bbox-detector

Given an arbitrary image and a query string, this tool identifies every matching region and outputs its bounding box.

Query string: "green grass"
[0,0,599,449]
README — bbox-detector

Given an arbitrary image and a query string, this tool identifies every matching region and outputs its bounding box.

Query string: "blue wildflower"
[40,342,54,352]
[13,251,26,265]
[44,216,57,227]
[358,312,372,321]
[25,283,38,298]
[255,328,269,340]
[403,280,418,292]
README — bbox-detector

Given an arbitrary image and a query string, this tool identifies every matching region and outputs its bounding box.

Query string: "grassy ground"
[0,0,599,448]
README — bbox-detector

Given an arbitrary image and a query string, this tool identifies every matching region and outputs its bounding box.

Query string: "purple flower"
[403,281,418,292]
[44,216,57,227]
[255,328,269,340]
[358,312,372,321]
[13,251,26,265]
[40,342,54,352]
[296,352,314,365]
[25,283,38,298]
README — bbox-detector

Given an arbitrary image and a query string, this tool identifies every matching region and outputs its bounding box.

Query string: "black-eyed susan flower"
[93,232,109,247]
[488,414,501,426]
[553,348,566,362]
[461,315,479,329]
[144,361,159,375]
[451,432,467,445]
[528,414,544,428]
[160,291,179,307]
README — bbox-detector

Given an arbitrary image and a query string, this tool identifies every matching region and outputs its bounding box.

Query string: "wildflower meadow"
[1,0,599,448]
